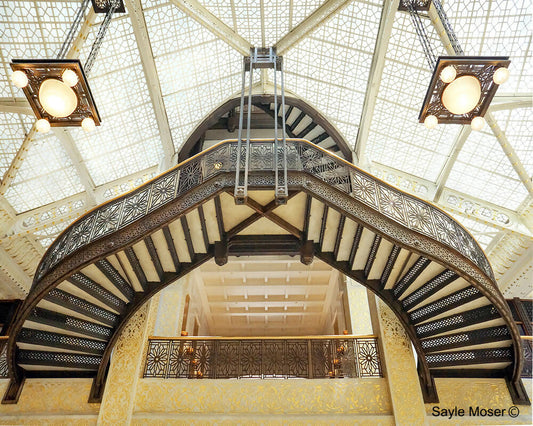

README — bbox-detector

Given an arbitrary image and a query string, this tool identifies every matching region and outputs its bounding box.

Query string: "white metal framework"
[0,0,531,299]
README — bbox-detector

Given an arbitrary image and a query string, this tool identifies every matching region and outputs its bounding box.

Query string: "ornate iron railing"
[35,138,492,288]
[143,336,382,380]
[0,338,8,378]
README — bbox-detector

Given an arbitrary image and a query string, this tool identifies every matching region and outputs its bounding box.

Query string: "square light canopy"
[10,59,101,130]
[419,56,510,127]
[91,0,125,13]
[398,0,431,12]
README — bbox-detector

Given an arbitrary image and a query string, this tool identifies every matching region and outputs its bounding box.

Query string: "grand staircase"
[2,138,526,404]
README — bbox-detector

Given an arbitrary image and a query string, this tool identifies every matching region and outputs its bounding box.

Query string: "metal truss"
[354,0,400,168]
[275,0,354,54]
[168,0,252,55]
[124,0,175,171]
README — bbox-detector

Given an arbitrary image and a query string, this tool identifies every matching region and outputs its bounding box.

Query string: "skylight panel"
[5,133,84,213]
[283,1,380,147]
[446,157,529,211]
[144,2,243,151]
[63,14,163,186]
[492,108,533,178]
[0,113,28,178]
[444,0,532,93]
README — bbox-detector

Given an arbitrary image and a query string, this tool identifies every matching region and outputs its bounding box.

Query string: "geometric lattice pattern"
[143,337,382,379]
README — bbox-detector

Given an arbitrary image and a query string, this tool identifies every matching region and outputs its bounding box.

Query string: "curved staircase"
[2,138,527,405]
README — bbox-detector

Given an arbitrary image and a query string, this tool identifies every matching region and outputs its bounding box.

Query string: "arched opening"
[2,113,527,405]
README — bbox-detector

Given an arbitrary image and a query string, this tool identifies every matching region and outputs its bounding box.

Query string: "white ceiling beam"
[0,245,32,295]
[125,0,176,170]
[0,8,96,197]
[493,93,533,104]
[0,126,37,196]
[275,0,354,54]
[485,111,533,197]
[427,2,456,56]
[52,128,97,206]
[0,97,33,115]
[168,0,252,55]
[354,0,400,167]
[489,99,532,112]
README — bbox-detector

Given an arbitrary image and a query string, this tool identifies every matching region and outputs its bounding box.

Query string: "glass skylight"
[0,0,530,281]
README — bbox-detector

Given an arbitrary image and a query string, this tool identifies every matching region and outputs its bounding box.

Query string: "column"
[345,277,373,335]
[97,295,160,426]
[373,296,427,425]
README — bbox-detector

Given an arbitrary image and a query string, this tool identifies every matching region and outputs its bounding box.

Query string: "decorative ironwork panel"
[213,341,240,378]
[522,340,532,378]
[35,139,493,285]
[144,340,170,378]
[143,337,382,380]
[0,341,7,378]
[311,340,331,378]
[262,340,285,378]
[355,338,382,377]
[167,341,192,378]
[286,340,309,378]
[240,340,262,378]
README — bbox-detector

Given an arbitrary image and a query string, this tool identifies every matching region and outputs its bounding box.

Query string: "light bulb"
[440,65,456,83]
[493,67,510,85]
[62,69,78,87]
[11,70,28,88]
[471,116,485,131]
[424,115,438,129]
[38,78,78,117]
[36,118,50,133]
[81,117,96,132]
[441,75,481,115]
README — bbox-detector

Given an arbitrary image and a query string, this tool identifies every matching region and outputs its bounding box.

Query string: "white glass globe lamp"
[38,78,78,117]
[424,115,438,129]
[11,70,29,88]
[61,69,79,87]
[440,65,456,83]
[36,118,51,133]
[81,117,96,132]
[493,67,510,85]
[471,116,485,131]
[441,75,481,115]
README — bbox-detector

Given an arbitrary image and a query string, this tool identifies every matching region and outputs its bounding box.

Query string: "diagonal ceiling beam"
[354,0,400,167]
[52,128,97,206]
[275,0,354,54]
[0,8,96,196]
[485,111,533,197]
[0,98,33,115]
[168,0,252,55]
[125,0,176,170]
[0,245,32,296]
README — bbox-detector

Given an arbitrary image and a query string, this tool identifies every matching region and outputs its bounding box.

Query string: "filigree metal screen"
[143,337,382,379]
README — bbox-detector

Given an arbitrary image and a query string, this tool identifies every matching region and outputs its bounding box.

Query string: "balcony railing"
[143,335,382,380]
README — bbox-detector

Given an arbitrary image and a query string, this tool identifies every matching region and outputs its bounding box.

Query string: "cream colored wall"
[346,278,373,335]
[0,378,99,425]
[132,378,393,425]
[426,378,532,425]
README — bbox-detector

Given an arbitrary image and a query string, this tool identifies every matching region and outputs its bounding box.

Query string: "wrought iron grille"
[143,336,382,380]
[0,339,8,378]
[36,138,493,286]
